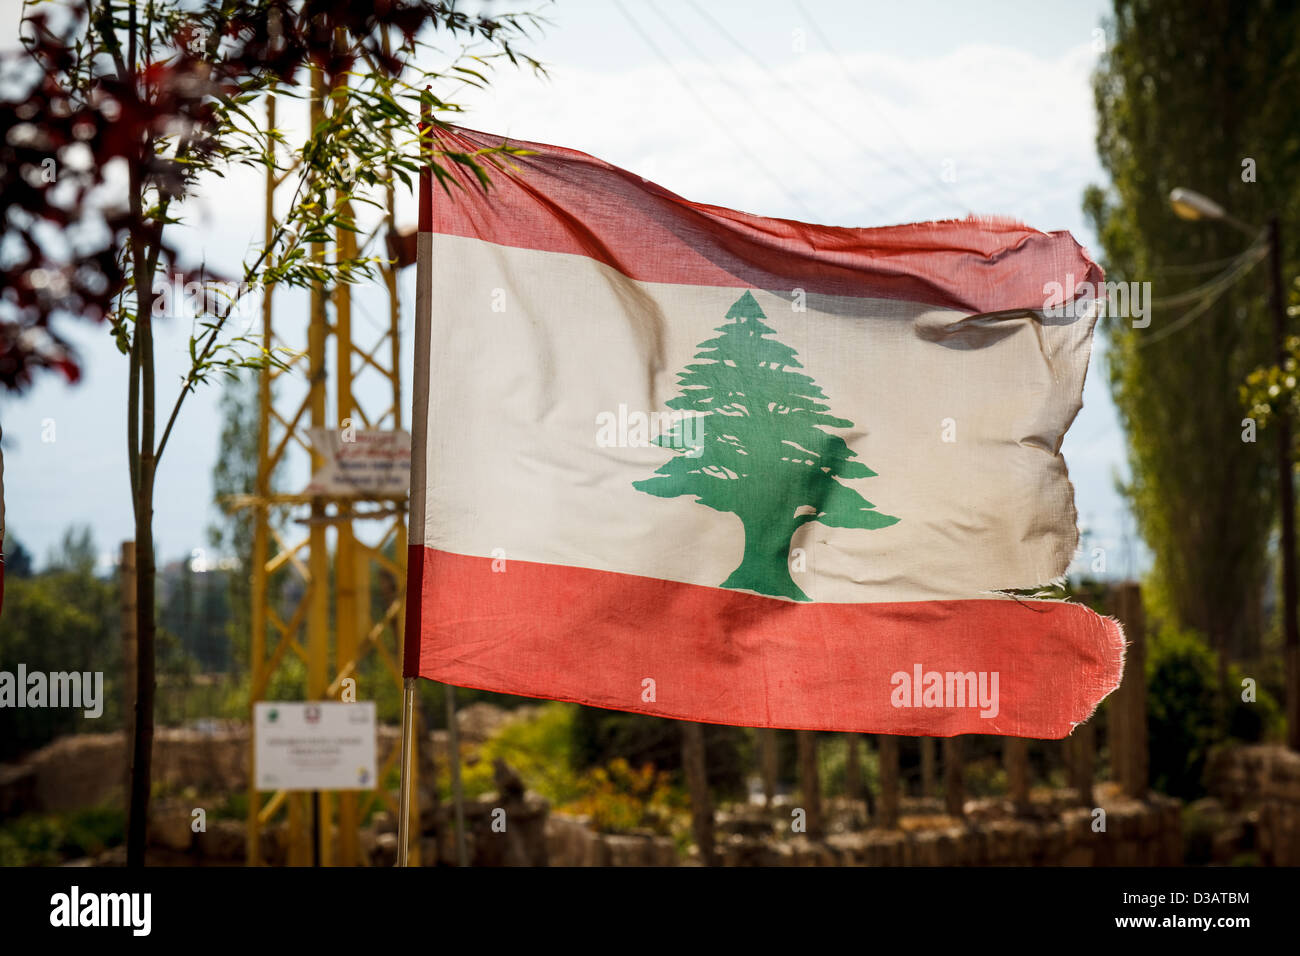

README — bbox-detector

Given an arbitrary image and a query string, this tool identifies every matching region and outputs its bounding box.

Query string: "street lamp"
[1169,187,1258,235]
[1168,187,1298,750]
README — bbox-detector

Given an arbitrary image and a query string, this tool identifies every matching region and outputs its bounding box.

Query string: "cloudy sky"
[1,0,1145,577]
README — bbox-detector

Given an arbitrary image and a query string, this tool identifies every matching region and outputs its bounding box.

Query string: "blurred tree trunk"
[121,89,160,861]
[125,235,157,868]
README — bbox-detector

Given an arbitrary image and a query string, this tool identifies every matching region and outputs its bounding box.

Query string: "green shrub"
[560,758,688,836]
[570,707,749,799]
[1146,627,1221,799]
[1224,663,1283,743]
[0,566,122,759]
[437,703,691,836]
[441,702,584,804]
[1145,626,1281,799]
[0,806,125,866]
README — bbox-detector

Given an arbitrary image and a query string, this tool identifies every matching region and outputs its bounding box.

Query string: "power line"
[1133,237,1269,348]
[789,0,970,212]
[791,0,1099,214]
[1148,238,1268,308]
[1151,250,1265,276]
[611,0,818,218]
[662,0,891,220]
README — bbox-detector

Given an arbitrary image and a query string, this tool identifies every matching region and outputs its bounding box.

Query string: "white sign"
[254,701,377,791]
[304,428,410,496]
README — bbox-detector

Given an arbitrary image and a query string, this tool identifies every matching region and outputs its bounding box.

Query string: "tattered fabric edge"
[1067,609,1128,736]
[978,589,1130,739]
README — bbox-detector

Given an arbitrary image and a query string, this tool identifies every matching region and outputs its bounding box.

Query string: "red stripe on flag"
[425,125,1102,315]
[407,546,1123,738]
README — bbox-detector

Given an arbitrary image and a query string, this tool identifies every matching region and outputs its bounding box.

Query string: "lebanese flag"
[403,124,1123,738]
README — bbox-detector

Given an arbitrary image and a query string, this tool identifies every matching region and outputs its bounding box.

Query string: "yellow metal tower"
[235,69,417,866]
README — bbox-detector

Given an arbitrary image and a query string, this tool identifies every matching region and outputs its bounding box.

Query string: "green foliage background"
[1145,625,1283,799]
[1084,0,1300,664]
[0,529,122,761]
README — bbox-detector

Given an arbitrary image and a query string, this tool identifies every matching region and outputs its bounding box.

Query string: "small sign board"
[253,701,377,791]
[304,428,411,497]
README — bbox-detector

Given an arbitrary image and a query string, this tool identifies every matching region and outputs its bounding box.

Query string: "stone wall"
[0,725,414,817]
[708,792,1182,867]
[540,791,1183,867]
[0,709,542,820]
[0,725,1195,867]
[1205,744,1300,866]
[0,727,248,815]
[546,815,677,866]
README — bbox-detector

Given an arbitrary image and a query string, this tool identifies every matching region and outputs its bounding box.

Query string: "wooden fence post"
[1108,582,1148,798]
[1066,722,1096,806]
[757,728,778,809]
[920,737,937,798]
[944,737,965,817]
[1004,736,1030,813]
[844,733,862,802]
[876,734,899,828]
[796,730,824,839]
[860,734,876,819]
[680,721,716,865]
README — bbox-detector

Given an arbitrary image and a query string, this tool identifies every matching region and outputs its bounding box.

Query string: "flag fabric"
[404,124,1123,738]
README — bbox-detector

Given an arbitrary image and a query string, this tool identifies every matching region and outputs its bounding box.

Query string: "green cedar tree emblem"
[633,291,899,601]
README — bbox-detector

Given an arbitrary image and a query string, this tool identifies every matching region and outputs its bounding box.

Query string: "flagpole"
[396,93,436,869]
[396,677,417,867]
